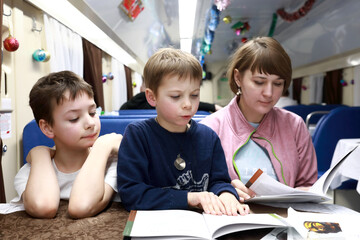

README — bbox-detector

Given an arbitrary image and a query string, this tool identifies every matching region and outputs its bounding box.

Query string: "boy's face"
[149,74,200,132]
[50,91,100,150]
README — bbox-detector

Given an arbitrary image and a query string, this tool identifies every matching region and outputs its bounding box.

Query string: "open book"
[244,145,358,203]
[123,210,287,239]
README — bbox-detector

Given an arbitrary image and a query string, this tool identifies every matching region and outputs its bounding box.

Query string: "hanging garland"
[268,13,278,37]
[277,0,315,22]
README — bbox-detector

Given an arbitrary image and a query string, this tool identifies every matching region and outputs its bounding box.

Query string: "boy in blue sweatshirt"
[117,48,249,216]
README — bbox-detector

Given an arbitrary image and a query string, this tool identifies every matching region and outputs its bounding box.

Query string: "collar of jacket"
[225,96,277,141]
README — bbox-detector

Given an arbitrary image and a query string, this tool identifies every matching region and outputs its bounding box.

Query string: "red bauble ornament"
[3,35,19,52]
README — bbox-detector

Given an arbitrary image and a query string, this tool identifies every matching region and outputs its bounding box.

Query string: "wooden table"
[0,201,288,239]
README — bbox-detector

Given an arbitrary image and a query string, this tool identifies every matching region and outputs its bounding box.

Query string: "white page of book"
[245,146,358,203]
[310,147,357,195]
[130,210,210,239]
[287,207,360,239]
[246,173,331,203]
[203,213,287,239]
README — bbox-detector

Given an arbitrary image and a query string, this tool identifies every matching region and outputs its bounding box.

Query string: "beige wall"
[342,67,354,106]
[102,53,113,113]
[2,0,51,201]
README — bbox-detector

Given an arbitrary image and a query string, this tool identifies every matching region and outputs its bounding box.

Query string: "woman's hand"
[296,186,310,191]
[231,179,256,202]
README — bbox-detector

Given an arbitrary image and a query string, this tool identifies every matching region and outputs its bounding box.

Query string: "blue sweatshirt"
[117,118,238,211]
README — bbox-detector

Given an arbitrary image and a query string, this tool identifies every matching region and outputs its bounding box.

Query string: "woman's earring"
[236,87,242,95]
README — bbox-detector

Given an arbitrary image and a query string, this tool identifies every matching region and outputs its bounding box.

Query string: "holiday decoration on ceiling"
[119,0,144,21]
[3,35,19,52]
[214,0,231,11]
[223,15,232,24]
[231,21,250,36]
[268,13,278,37]
[277,0,316,22]
[200,5,220,56]
[208,5,220,31]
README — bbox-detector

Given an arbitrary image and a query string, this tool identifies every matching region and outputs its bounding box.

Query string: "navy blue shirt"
[117,118,238,211]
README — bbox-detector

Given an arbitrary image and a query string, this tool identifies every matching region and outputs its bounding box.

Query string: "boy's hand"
[187,192,225,215]
[231,179,256,202]
[93,133,123,157]
[26,146,56,164]
[219,192,250,216]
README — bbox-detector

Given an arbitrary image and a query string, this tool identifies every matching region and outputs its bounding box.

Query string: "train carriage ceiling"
[71,0,360,71]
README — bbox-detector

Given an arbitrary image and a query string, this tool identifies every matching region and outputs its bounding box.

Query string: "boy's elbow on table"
[25,200,59,219]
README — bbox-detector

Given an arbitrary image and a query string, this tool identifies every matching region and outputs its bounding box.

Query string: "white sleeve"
[10,163,31,204]
[104,156,120,202]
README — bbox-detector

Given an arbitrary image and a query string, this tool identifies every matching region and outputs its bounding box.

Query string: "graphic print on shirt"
[170,170,209,192]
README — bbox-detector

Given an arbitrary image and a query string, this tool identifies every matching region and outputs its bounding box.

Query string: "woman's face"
[234,69,285,123]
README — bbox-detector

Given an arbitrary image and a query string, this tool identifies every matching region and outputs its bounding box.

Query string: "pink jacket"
[200,96,317,187]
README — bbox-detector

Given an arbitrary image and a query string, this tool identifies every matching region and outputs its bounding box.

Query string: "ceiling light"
[179,0,197,53]
[180,39,193,53]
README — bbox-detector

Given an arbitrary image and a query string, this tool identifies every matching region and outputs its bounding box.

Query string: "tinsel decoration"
[277,0,315,22]
[231,21,250,36]
[214,0,231,11]
[268,13,278,37]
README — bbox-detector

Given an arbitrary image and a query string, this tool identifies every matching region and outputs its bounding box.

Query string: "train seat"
[312,106,360,189]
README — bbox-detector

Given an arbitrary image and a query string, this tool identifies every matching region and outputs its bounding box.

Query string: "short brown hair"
[143,48,202,94]
[227,37,292,94]
[29,71,94,126]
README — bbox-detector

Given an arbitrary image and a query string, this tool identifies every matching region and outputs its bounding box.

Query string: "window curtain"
[322,69,342,104]
[132,72,143,96]
[353,65,360,106]
[43,14,83,77]
[292,77,303,104]
[82,38,104,110]
[124,65,133,100]
[111,57,127,111]
[309,73,324,104]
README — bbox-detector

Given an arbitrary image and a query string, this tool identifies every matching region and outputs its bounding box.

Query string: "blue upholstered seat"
[312,106,360,189]
[283,104,347,124]
[22,111,210,164]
